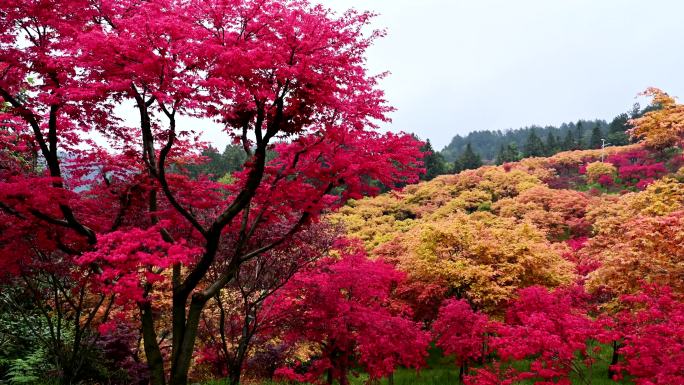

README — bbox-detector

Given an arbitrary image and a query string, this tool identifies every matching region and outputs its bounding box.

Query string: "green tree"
[495,144,507,165]
[420,139,447,180]
[545,132,558,155]
[222,144,249,172]
[455,143,482,172]
[187,144,248,180]
[562,130,575,151]
[589,125,603,149]
[495,143,521,165]
[523,130,545,157]
[607,113,630,146]
[575,121,584,149]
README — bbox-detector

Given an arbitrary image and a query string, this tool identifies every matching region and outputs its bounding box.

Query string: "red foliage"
[470,286,603,385]
[597,174,615,187]
[612,286,684,385]
[432,299,490,367]
[606,150,667,189]
[0,0,425,382]
[563,237,600,277]
[270,246,429,384]
[394,279,449,323]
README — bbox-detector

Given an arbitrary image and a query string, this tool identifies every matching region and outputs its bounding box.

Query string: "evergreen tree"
[506,142,521,162]
[495,144,506,165]
[453,159,463,173]
[545,132,558,155]
[456,143,482,171]
[223,144,249,171]
[523,130,545,157]
[575,121,584,149]
[607,113,630,146]
[562,130,575,151]
[420,139,447,180]
[589,125,603,149]
[496,143,520,165]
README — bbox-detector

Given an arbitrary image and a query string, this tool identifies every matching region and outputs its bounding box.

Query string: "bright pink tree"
[611,285,684,385]
[271,244,430,385]
[0,1,424,384]
[432,299,490,380]
[195,223,337,385]
[467,286,603,385]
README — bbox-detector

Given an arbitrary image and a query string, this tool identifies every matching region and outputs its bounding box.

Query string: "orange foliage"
[390,212,574,313]
[628,88,684,150]
[586,210,684,296]
[493,185,591,239]
[585,162,617,184]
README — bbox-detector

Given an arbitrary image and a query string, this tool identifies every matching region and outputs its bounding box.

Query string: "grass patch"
[201,346,632,385]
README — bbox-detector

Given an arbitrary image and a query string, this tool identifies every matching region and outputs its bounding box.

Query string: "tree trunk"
[228,366,243,385]
[608,340,620,379]
[327,368,334,385]
[169,296,207,385]
[339,359,349,385]
[140,303,166,385]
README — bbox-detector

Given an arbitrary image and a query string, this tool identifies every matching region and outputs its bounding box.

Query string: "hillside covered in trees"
[439,103,660,165]
[329,88,684,384]
[2,0,684,384]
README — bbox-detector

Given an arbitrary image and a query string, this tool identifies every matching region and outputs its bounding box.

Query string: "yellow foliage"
[477,168,542,200]
[585,211,684,296]
[332,165,543,252]
[493,185,590,239]
[548,145,641,170]
[397,213,574,312]
[509,157,556,180]
[587,178,684,237]
[628,88,684,150]
[330,194,419,252]
[625,177,684,216]
[585,162,617,183]
[430,189,492,219]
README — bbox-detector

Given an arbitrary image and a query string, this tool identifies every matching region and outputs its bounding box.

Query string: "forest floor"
[203,346,631,385]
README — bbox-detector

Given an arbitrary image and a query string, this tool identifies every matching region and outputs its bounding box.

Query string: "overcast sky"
[314,0,684,150]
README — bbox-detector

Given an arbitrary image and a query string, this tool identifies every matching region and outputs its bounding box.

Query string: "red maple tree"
[0,1,423,384]
[270,242,430,385]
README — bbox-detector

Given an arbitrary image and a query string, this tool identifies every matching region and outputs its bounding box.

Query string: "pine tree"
[421,139,447,180]
[545,132,558,155]
[523,130,545,157]
[575,121,584,149]
[457,143,482,171]
[495,143,519,165]
[589,125,603,149]
[608,113,630,146]
[562,130,575,151]
[495,144,506,165]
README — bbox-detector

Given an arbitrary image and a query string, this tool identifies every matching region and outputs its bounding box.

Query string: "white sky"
[187,1,684,151]
[312,0,684,149]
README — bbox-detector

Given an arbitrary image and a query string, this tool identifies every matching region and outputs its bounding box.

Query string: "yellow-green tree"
[393,212,573,313]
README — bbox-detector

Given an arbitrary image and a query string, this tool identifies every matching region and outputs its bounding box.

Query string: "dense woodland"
[2,1,684,385]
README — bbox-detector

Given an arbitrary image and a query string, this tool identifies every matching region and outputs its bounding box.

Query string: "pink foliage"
[0,0,426,382]
[566,237,588,252]
[607,150,667,189]
[473,286,603,384]
[270,247,429,384]
[612,286,684,385]
[597,174,615,187]
[432,299,490,367]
